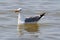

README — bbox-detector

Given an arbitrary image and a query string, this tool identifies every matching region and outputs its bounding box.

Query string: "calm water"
[0,0,60,40]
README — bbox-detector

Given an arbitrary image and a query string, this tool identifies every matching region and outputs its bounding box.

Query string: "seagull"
[15,8,46,35]
[15,8,46,25]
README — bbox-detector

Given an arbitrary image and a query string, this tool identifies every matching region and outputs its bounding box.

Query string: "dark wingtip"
[39,13,46,19]
[40,13,46,16]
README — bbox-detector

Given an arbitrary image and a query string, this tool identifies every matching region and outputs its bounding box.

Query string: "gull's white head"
[17,8,22,11]
[15,8,22,12]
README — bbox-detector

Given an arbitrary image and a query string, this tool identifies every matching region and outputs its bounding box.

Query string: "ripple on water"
[0,0,60,40]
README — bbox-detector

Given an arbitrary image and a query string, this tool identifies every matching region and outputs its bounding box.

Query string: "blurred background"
[0,0,60,40]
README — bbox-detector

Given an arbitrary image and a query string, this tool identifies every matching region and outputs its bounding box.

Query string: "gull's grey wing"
[25,13,46,23]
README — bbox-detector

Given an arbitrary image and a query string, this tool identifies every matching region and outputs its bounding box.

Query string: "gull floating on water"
[15,8,46,36]
[15,8,46,25]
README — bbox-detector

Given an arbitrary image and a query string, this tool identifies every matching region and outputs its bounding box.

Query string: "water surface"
[0,0,60,40]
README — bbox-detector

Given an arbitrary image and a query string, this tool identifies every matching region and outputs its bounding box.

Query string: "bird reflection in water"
[24,23,39,32]
[17,22,40,37]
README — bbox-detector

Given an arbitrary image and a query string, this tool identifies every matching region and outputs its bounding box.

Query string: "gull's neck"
[18,13,21,24]
[18,13,24,24]
[18,13,21,19]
